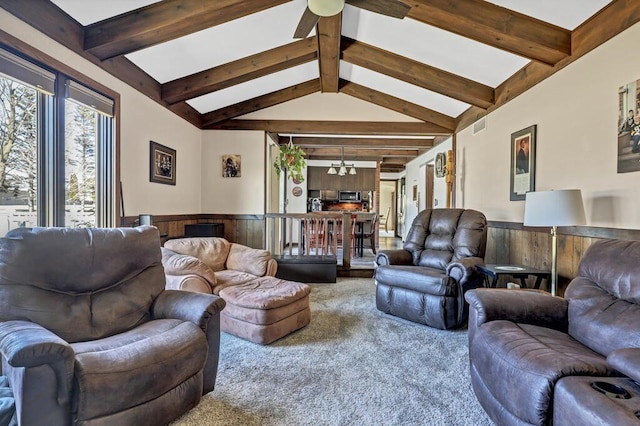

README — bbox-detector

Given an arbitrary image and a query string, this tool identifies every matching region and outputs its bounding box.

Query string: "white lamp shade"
[524,189,586,227]
[338,165,347,176]
[349,166,357,175]
[327,166,337,175]
[308,0,344,17]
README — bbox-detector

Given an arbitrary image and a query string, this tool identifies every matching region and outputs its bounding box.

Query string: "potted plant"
[274,141,306,183]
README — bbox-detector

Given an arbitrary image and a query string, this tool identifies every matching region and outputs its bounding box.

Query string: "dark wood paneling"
[487,222,640,295]
[124,213,265,248]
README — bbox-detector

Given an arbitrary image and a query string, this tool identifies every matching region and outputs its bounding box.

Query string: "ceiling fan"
[294,0,412,38]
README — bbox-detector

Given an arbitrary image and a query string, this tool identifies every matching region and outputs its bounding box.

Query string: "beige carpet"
[171,278,491,426]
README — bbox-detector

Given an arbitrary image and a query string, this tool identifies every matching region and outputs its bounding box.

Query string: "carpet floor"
[172,278,492,426]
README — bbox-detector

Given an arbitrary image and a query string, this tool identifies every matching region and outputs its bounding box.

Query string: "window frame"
[0,36,120,229]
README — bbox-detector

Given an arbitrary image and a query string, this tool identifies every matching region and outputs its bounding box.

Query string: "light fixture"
[327,147,356,176]
[523,189,586,296]
[308,0,345,17]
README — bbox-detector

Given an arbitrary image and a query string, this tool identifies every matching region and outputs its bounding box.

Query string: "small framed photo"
[222,154,241,177]
[510,125,536,201]
[149,141,176,185]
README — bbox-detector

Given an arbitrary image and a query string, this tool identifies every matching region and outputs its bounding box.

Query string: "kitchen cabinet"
[307,166,375,191]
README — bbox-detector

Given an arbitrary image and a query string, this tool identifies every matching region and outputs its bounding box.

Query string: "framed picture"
[510,125,536,201]
[617,79,640,173]
[222,154,241,177]
[435,152,446,177]
[149,141,176,185]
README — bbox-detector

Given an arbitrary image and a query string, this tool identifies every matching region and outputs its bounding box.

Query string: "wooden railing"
[265,212,355,268]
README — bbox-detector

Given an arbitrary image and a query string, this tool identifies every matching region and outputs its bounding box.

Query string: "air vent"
[473,117,487,135]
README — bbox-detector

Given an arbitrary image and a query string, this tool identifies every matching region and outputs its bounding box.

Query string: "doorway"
[426,164,435,209]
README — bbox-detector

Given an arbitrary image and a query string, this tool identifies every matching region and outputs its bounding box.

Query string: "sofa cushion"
[375,265,455,296]
[212,270,259,294]
[472,320,615,425]
[164,237,230,272]
[71,319,207,422]
[226,243,272,276]
[219,277,311,310]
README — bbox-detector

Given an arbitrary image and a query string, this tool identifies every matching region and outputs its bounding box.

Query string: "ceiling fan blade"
[294,7,321,38]
[345,0,411,19]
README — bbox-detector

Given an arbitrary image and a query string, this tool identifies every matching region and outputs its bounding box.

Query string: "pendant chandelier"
[327,146,356,176]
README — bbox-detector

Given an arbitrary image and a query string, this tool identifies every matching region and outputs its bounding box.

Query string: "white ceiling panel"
[340,62,470,118]
[50,0,161,25]
[486,0,613,30]
[342,5,529,88]
[126,0,312,84]
[187,61,320,114]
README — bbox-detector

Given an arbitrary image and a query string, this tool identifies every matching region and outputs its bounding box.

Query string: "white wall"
[456,22,640,229]
[403,138,453,236]
[200,130,266,214]
[1,9,203,218]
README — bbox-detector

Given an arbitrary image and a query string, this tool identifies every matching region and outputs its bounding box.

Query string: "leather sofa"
[375,208,487,329]
[465,238,640,425]
[162,237,278,293]
[0,226,225,426]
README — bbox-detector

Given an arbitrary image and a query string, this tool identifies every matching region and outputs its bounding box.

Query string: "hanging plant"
[274,141,306,183]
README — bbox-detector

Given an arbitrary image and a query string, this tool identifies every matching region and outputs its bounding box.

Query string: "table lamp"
[523,189,586,296]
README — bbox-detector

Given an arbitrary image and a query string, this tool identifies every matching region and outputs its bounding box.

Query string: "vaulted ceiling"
[3,0,636,172]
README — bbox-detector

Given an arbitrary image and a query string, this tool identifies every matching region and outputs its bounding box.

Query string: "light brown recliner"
[162,237,310,345]
[0,226,225,426]
[162,237,278,294]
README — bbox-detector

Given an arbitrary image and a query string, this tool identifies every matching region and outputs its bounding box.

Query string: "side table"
[477,264,551,290]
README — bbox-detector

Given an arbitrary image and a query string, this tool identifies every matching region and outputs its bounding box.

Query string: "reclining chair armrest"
[0,321,74,405]
[153,291,226,394]
[165,273,213,294]
[375,249,412,266]
[446,257,484,284]
[153,290,226,329]
[608,348,640,382]
[465,289,568,344]
[161,247,217,287]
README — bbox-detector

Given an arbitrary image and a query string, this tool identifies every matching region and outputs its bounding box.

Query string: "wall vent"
[473,116,487,135]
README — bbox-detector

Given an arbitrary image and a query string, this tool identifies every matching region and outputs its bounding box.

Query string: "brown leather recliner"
[375,208,487,330]
[465,239,640,425]
[0,226,226,426]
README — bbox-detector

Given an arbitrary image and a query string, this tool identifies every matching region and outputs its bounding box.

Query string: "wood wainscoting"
[487,221,640,296]
[123,214,265,249]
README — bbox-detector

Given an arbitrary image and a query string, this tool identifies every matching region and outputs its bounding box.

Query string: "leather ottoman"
[218,276,311,345]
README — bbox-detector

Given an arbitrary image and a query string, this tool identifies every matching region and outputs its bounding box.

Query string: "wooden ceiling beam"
[0,0,203,127]
[206,119,452,134]
[317,14,341,92]
[339,79,456,130]
[282,137,434,148]
[406,0,571,65]
[341,37,494,109]
[303,148,421,157]
[162,37,318,104]
[201,79,321,126]
[83,0,292,60]
[455,0,640,132]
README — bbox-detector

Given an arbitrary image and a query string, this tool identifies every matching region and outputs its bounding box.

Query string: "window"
[0,47,115,233]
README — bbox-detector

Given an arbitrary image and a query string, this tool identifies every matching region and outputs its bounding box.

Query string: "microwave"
[321,189,338,201]
[339,191,361,202]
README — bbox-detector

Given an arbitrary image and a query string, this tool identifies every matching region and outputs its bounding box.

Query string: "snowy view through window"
[0,74,97,234]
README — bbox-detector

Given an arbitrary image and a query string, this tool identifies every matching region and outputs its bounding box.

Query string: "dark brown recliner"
[465,239,640,425]
[375,208,487,329]
[0,226,226,426]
